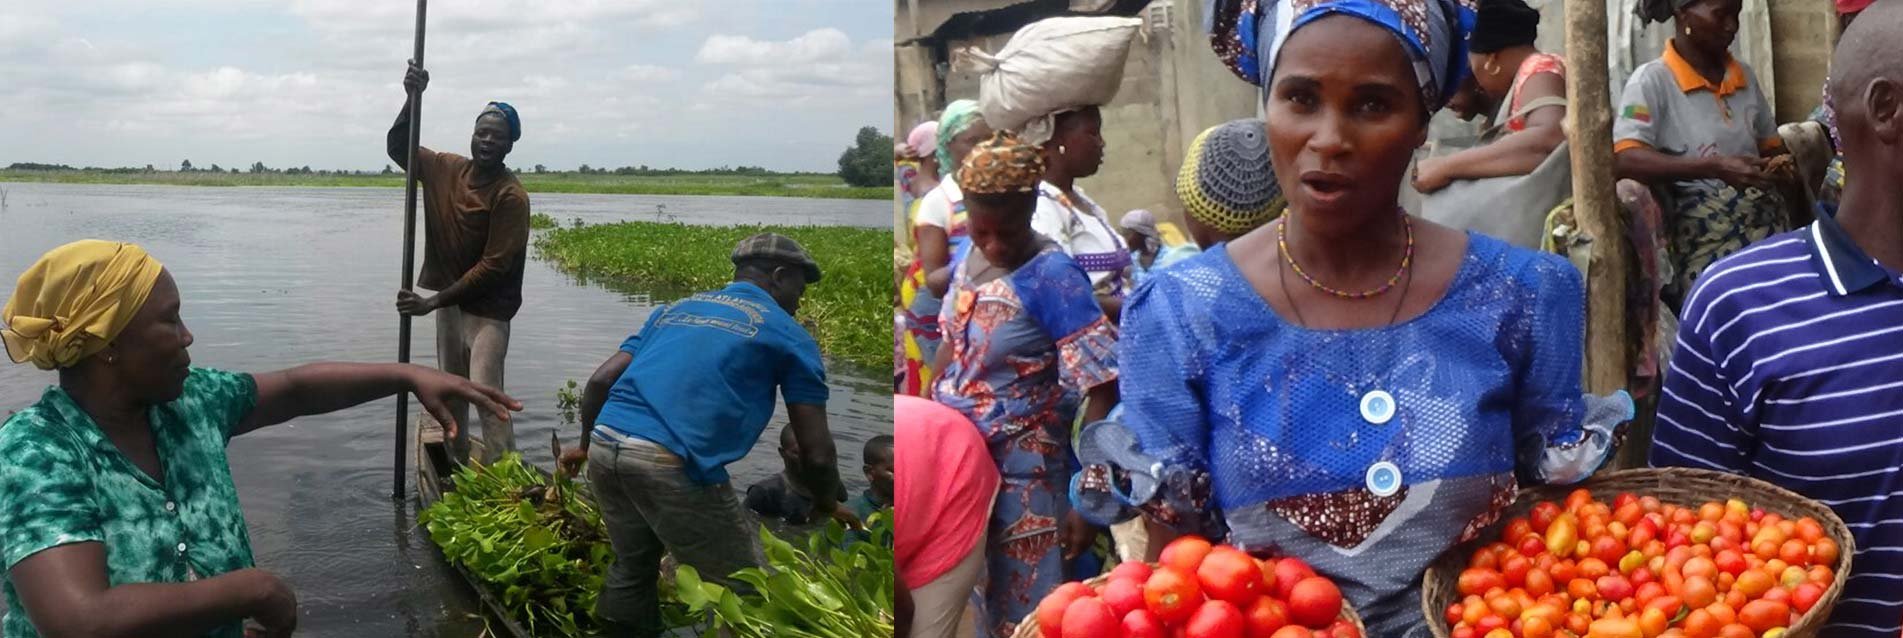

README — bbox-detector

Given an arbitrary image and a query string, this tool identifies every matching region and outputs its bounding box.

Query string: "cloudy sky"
[0,0,894,173]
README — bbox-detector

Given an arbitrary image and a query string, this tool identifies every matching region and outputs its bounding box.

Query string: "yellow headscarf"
[2,240,164,370]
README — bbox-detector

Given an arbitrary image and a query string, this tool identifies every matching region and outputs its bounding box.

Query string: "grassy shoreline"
[0,170,890,200]
[533,220,887,370]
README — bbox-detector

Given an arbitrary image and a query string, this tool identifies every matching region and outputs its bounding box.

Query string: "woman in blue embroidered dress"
[932,133,1120,638]
[1072,1,1629,636]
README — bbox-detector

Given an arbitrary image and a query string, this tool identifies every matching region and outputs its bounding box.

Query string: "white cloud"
[695,28,853,65]
[693,28,889,105]
[618,64,679,83]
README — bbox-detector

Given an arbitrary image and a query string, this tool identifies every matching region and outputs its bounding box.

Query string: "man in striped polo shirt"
[1651,6,1903,636]
[1650,8,1903,635]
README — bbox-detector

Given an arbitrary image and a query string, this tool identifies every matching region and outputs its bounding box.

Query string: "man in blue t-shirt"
[556,233,853,637]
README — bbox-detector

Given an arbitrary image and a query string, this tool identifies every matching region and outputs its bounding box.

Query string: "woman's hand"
[243,569,297,638]
[1413,159,1454,193]
[407,366,521,440]
[1060,511,1101,561]
[1706,155,1771,190]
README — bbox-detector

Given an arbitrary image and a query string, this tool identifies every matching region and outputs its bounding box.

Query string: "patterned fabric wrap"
[933,243,1118,638]
[1207,0,1476,112]
[1662,183,1788,307]
[1176,119,1285,235]
[936,100,984,177]
[1072,236,1631,635]
[960,132,1046,195]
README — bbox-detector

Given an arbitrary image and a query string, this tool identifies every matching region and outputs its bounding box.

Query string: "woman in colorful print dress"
[902,100,992,396]
[932,133,1119,638]
[0,240,517,638]
[1072,1,1630,635]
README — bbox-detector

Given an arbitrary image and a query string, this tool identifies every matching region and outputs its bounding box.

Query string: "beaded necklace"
[1278,210,1414,299]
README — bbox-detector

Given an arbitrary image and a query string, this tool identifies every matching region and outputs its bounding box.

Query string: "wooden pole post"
[1565,0,1628,396]
[394,0,427,501]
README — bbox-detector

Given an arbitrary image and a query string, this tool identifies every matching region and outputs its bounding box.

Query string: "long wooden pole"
[394,0,427,501]
[1564,0,1629,396]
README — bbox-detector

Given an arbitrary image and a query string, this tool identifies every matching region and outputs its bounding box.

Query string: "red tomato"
[1596,575,1635,602]
[1502,556,1532,588]
[1037,582,1094,638]
[1457,569,1507,597]
[1518,534,1547,558]
[1565,489,1594,514]
[1268,627,1310,638]
[1145,567,1203,624]
[1274,559,1318,600]
[1505,518,1535,543]
[1101,577,1147,618]
[1738,600,1790,634]
[1326,619,1362,638]
[1531,502,1563,534]
[1591,537,1629,565]
[1161,537,1215,575]
[1199,548,1265,606]
[1713,550,1747,577]
[1061,596,1119,638]
[1524,568,1556,597]
[1287,577,1343,629]
[1121,609,1167,638]
[1245,597,1292,637]
[1184,600,1246,638]
[1112,561,1155,584]
[1792,582,1824,615]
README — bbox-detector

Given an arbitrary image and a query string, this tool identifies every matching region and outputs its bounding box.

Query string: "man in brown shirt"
[387,62,530,464]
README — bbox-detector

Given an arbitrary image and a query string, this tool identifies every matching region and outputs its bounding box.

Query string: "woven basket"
[1012,567,1368,638]
[1420,468,1855,638]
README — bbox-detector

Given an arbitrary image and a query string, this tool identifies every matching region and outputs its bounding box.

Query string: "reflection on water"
[0,183,892,637]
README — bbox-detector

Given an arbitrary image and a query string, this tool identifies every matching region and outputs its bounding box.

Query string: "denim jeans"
[587,431,765,637]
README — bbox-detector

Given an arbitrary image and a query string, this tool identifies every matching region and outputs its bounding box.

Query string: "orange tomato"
[1778,539,1810,566]
[1716,624,1754,638]
[1487,594,1522,620]
[1794,518,1825,544]
[1551,560,1579,583]
[1751,540,1780,561]
[1734,569,1773,598]
[1791,582,1824,615]
[1713,550,1746,576]
[1704,602,1737,626]
[1569,578,1599,601]
[1683,557,1717,581]
[1522,615,1556,638]
[1813,537,1841,567]
[1565,489,1595,514]
[1681,576,1718,608]
[1681,609,1718,638]
[1638,607,1669,638]
[1699,503,1724,521]
[1526,568,1556,597]
[1580,558,1611,580]
[1589,617,1644,638]
[1566,612,1592,635]
[1634,583,1665,606]
[1723,590,1747,611]
[1459,570,1508,598]
[1472,546,1500,571]
[1807,565,1833,585]
[1738,599,1790,634]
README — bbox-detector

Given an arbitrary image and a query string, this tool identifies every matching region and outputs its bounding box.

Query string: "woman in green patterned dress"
[0,240,520,638]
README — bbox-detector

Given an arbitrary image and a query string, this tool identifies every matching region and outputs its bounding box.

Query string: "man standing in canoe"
[557,233,857,637]
[1651,5,1903,634]
[387,61,531,464]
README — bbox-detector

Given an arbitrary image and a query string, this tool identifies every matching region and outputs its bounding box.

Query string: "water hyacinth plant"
[419,455,614,637]
[673,514,896,638]
[534,221,888,369]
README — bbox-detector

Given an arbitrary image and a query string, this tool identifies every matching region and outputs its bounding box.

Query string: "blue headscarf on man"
[480,102,521,141]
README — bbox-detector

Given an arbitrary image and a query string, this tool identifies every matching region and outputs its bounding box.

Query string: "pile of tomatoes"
[1442,489,1841,638]
[1034,536,1356,638]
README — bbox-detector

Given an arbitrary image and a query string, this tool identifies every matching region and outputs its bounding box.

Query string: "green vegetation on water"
[0,169,890,200]
[419,454,617,637]
[674,516,896,638]
[534,221,889,369]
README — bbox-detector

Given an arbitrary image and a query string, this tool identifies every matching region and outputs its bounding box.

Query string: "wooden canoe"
[412,416,535,638]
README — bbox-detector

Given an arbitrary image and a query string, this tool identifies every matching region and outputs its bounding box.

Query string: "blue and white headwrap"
[1208,0,1477,111]
[479,102,521,141]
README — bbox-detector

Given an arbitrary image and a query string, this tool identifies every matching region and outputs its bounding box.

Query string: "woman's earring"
[1058,144,1068,155]
[1684,25,1693,36]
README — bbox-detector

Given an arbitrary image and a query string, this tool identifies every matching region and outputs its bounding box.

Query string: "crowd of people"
[892,0,1902,636]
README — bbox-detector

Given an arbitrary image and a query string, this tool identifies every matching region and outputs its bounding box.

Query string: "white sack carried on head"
[962,16,1142,144]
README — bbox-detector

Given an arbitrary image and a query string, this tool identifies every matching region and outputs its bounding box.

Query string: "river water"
[0,183,891,637]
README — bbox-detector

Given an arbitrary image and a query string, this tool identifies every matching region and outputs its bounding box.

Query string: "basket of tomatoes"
[1014,535,1366,638]
[1421,467,1854,638]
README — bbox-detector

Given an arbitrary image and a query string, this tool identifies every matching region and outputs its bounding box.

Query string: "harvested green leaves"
[674,514,896,638]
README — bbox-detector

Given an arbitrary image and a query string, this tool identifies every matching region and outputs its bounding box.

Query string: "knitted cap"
[1175,118,1284,235]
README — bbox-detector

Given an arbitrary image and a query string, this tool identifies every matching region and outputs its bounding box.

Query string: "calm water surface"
[0,183,891,637]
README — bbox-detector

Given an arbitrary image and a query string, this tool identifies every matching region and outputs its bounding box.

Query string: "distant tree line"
[836,126,894,188]
[7,161,834,178]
